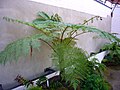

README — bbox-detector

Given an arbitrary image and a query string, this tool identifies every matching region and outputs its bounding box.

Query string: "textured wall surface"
[111,8,120,38]
[0,0,111,89]
[29,0,111,17]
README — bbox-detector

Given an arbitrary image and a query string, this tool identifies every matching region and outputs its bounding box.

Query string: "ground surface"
[106,66,120,90]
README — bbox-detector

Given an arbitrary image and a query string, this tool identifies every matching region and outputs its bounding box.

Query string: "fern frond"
[70,24,120,42]
[3,17,64,35]
[34,11,62,23]
[37,11,50,20]
[4,15,119,43]
[52,42,88,89]
[82,16,102,25]
[3,17,50,35]
[3,17,35,27]
[51,13,62,22]
[0,34,53,64]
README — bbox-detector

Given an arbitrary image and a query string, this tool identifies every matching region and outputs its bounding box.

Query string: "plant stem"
[73,32,86,38]
[82,16,101,25]
[60,26,69,42]
[69,16,101,38]
[67,32,86,45]
[30,45,33,57]
[38,38,56,53]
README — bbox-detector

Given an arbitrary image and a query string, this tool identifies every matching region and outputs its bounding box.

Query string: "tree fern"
[1,11,119,90]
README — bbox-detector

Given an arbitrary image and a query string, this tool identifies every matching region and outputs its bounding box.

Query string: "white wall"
[111,8,120,38]
[30,0,111,17]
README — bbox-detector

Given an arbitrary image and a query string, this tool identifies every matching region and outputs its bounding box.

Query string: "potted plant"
[0,11,118,90]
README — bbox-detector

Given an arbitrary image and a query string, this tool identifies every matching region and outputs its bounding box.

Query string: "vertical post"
[104,0,107,3]
[111,3,117,17]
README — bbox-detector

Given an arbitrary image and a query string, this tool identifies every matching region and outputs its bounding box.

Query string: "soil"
[105,65,120,90]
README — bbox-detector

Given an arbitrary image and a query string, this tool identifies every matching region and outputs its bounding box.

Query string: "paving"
[106,66,120,90]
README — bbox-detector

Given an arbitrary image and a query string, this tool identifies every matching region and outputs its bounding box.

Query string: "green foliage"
[71,24,120,42]
[27,86,43,90]
[101,42,120,65]
[88,58,106,76]
[36,76,47,87]
[3,12,63,36]
[1,11,119,90]
[0,34,54,64]
[81,59,110,90]
[49,81,63,90]
[2,12,115,65]
[82,16,102,25]
[81,74,111,90]
[102,42,120,56]
[34,11,62,23]
[3,12,120,43]
[52,40,89,90]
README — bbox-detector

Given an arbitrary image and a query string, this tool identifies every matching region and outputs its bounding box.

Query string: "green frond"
[3,17,50,35]
[51,13,63,22]
[52,42,88,89]
[82,16,102,25]
[4,14,119,43]
[70,24,120,42]
[3,17,64,35]
[37,11,50,20]
[3,17,35,28]
[0,34,53,64]
[36,11,62,22]
[33,12,51,24]
[81,74,111,90]
[33,18,47,24]
[101,42,120,64]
